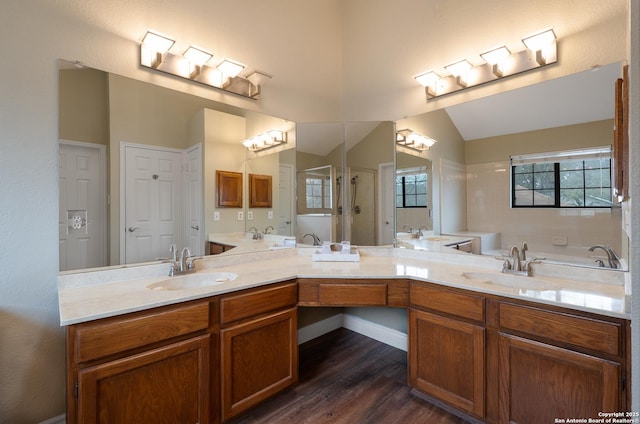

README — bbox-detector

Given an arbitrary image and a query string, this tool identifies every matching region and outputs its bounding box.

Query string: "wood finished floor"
[229,328,468,424]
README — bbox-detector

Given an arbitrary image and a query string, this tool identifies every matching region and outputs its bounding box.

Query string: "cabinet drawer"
[220,281,297,325]
[74,301,210,363]
[410,283,484,323]
[499,302,622,356]
[319,283,387,306]
[298,279,397,306]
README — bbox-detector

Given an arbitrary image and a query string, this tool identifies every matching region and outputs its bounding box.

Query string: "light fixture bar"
[139,31,265,99]
[242,130,287,152]
[395,129,436,151]
[415,28,558,100]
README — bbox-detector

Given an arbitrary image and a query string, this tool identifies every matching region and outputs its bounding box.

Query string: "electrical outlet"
[237,211,244,221]
[247,211,254,220]
[214,211,220,221]
[268,210,273,219]
[552,235,568,246]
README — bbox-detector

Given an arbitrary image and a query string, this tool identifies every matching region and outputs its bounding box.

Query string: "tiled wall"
[466,161,622,258]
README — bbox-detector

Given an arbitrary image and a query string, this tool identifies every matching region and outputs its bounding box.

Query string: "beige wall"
[59,67,109,145]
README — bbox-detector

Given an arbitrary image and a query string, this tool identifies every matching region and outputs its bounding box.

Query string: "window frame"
[396,171,428,209]
[510,147,612,209]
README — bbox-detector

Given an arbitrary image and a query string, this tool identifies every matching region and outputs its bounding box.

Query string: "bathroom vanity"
[59,247,630,424]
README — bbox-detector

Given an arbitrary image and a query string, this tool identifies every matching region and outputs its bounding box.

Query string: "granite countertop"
[58,247,630,326]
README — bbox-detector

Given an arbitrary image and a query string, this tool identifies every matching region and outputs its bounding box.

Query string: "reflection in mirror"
[295,123,344,244]
[58,59,293,271]
[395,148,432,238]
[396,62,627,270]
[345,122,395,246]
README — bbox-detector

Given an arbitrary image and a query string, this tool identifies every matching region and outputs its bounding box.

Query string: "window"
[396,172,427,208]
[305,177,330,209]
[511,147,612,208]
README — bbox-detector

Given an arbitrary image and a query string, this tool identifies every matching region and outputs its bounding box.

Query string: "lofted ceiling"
[444,62,621,141]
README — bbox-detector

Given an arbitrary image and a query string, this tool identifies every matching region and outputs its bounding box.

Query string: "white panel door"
[124,145,182,264]
[59,142,106,271]
[185,145,203,255]
[278,164,294,236]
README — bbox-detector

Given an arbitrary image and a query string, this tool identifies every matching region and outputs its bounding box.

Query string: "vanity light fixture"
[139,30,265,99]
[183,46,213,78]
[480,46,511,77]
[414,28,557,100]
[522,29,557,65]
[445,59,473,87]
[242,130,287,152]
[141,30,175,68]
[395,129,436,151]
[414,70,440,97]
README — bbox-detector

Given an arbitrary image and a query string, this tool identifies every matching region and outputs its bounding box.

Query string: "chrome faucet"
[248,226,262,240]
[303,233,322,246]
[402,225,413,233]
[499,245,544,276]
[588,245,620,269]
[167,244,196,276]
[417,225,429,238]
[520,242,528,261]
[264,225,275,235]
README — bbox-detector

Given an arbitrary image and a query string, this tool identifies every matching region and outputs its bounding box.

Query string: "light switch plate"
[268,210,273,219]
[214,211,220,221]
[247,211,254,220]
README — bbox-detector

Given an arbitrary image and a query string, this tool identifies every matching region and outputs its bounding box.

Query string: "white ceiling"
[444,62,621,141]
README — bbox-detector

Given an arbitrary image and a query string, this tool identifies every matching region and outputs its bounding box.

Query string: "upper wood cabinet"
[248,173,272,208]
[216,170,243,208]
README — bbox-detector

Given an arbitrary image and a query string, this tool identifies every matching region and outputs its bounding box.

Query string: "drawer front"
[499,302,621,356]
[318,283,387,306]
[220,281,297,325]
[410,283,485,323]
[75,301,210,363]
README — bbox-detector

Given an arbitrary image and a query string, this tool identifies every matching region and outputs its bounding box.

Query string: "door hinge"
[74,382,79,400]
[621,376,627,391]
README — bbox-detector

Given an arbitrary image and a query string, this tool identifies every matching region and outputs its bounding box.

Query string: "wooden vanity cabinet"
[66,299,216,424]
[408,282,486,419]
[495,301,628,424]
[297,278,409,307]
[219,281,298,422]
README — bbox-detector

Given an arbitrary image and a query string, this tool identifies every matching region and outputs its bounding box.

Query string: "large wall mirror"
[396,61,627,269]
[58,59,294,272]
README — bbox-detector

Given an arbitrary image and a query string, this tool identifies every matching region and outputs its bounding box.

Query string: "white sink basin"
[147,272,238,291]
[461,271,553,290]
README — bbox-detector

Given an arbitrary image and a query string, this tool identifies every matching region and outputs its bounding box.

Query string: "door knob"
[127,227,140,232]
[191,225,200,230]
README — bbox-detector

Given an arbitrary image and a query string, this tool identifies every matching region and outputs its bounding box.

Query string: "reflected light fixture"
[139,30,266,99]
[414,28,557,100]
[395,129,437,151]
[242,130,287,152]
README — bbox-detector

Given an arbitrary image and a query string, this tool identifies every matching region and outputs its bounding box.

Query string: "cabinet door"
[499,334,620,424]
[221,307,298,421]
[78,335,210,424]
[409,309,485,417]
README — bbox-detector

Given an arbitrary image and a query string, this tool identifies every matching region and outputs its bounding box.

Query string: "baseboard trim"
[297,313,344,344]
[39,413,66,424]
[342,314,408,352]
[297,313,408,352]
